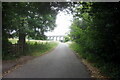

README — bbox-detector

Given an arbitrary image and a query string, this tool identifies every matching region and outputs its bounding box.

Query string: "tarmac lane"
[4,43,90,78]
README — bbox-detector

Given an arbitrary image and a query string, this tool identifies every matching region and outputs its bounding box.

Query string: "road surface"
[4,43,90,78]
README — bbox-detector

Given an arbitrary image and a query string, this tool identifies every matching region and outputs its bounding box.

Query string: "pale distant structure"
[47,35,65,41]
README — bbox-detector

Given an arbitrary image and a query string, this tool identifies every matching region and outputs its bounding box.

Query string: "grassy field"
[4,39,58,60]
[9,38,18,44]
[8,38,52,44]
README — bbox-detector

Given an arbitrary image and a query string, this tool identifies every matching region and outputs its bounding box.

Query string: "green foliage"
[64,36,70,42]
[3,41,58,60]
[70,2,120,78]
[2,2,57,39]
[70,42,120,78]
[2,2,57,56]
[24,41,58,56]
[2,2,72,40]
[2,2,71,56]
[2,40,13,59]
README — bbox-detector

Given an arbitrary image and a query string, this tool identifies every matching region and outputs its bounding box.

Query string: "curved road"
[4,43,90,78]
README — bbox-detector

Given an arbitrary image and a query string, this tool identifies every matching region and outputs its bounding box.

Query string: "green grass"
[3,40,58,60]
[69,42,120,78]
[9,38,18,44]
[25,41,58,56]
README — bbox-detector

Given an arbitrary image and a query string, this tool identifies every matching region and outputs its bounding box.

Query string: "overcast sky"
[45,10,73,36]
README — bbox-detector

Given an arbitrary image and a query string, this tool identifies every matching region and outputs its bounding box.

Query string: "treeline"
[70,2,120,78]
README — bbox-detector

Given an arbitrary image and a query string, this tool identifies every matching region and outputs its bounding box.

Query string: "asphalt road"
[4,43,90,78]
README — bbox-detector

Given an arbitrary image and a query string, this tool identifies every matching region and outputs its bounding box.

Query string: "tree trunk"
[18,32,26,55]
[18,17,26,55]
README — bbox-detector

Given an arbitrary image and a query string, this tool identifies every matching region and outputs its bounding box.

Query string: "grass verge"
[25,41,58,56]
[3,40,58,60]
[69,42,120,78]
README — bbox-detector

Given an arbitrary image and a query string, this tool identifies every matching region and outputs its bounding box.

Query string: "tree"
[2,2,72,55]
[2,2,57,54]
[64,36,70,42]
[70,2,120,78]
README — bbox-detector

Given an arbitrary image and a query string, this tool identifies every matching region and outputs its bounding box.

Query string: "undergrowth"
[3,41,58,60]
[69,42,120,78]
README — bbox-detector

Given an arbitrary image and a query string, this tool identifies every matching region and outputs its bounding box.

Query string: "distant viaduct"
[47,35,65,41]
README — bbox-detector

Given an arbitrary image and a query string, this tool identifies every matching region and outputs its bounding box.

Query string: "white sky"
[45,10,73,36]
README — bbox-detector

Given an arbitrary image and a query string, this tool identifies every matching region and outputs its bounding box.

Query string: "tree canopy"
[70,2,120,78]
[2,2,72,55]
